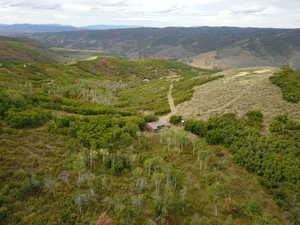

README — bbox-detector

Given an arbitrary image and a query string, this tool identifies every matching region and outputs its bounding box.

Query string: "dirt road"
[160,83,176,123]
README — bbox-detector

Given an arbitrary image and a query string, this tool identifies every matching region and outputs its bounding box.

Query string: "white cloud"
[0,0,299,28]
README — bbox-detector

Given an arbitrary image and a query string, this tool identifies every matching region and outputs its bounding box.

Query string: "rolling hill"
[174,67,300,123]
[0,36,60,64]
[29,27,300,70]
[1,56,298,225]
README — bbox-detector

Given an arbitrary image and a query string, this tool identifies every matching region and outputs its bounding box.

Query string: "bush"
[169,115,182,125]
[184,120,208,136]
[0,91,11,117]
[6,108,51,128]
[270,114,289,133]
[105,155,131,175]
[284,92,300,103]
[0,206,8,222]
[144,115,158,123]
[244,201,263,217]
[246,111,263,123]
[206,129,225,145]
[18,175,44,199]
[270,67,300,103]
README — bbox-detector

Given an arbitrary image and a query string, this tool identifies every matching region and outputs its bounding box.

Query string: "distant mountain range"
[0,24,141,35]
[29,27,300,70]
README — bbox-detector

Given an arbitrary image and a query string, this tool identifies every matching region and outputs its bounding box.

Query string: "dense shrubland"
[0,58,295,224]
[0,113,288,225]
[270,66,300,103]
[0,57,219,116]
[184,112,300,224]
[76,57,214,80]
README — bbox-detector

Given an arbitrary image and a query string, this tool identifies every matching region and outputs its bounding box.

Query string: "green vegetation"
[185,112,300,224]
[144,115,159,122]
[169,115,182,125]
[0,38,58,64]
[6,108,51,129]
[117,79,171,115]
[270,66,300,103]
[77,57,211,80]
[0,109,288,225]
[0,56,294,225]
[173,75,222,105]
[0,57,219,115]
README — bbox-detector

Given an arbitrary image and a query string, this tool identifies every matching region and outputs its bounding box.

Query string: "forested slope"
[0,59,296,225]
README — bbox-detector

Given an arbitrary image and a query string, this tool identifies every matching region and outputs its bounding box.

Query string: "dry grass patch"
[176,67,300,123]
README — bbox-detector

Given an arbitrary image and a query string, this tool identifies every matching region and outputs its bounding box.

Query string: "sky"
[0,0,300,28]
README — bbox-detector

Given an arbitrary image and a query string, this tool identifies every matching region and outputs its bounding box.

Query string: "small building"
[146,120,171,132]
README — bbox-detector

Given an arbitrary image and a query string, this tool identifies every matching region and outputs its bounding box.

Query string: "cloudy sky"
[0,0,300,28]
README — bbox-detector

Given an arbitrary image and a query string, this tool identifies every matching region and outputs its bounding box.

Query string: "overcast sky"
[1,0,300,28]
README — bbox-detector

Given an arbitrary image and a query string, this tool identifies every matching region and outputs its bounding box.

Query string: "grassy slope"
[0,58,291,224]
[0,57,219,115]
[0,37,59,64]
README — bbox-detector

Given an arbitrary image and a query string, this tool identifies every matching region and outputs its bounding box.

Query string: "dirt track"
[160,84,176,123]
[175,67,300,123]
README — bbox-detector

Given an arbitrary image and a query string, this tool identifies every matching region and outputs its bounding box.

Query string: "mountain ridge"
[28,26,300,70]
[0,24,142,35]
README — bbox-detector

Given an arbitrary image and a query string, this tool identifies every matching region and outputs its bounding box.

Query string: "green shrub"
[0,91,11,117]
[270,114,289,133]
[184,120,208,136]
[185,112,300,222]
[51,115,143,150]
[18,175,44,199]
[0,206,8,222]
[6,109,51,128]
[144,115,158,122]
[124,122,140,137]
[270,67,300,103]
[206,129,226,145]
[284,93,300,103]
[244,201,263,217]
[105,155,131,175]
[169,115,182,125]
[246,111,263,123]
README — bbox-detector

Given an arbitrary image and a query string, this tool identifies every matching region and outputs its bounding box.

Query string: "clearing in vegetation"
[176,67,300,123]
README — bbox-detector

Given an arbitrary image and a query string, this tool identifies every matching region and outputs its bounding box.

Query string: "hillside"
[30,27,300,70]
[1,57,298,224]
[0,36,59,64]
[175,67,300,123]
[188,33,300,70]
